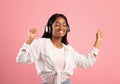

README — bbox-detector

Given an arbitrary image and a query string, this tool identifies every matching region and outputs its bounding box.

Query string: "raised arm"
[93,30,103,57]
[73,30,103,68]
[16,28,39,64]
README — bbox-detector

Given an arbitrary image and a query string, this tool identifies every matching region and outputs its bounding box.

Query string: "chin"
[58,34,66,37]
[55,35,64,38]
[54,32,66,38]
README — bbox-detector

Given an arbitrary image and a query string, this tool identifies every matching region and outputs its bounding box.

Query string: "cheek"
[52,28,57,35]
[52,28,57,33]
[64,27,67,32]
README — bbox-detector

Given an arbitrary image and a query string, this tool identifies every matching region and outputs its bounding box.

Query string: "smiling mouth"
[57,30,64,33]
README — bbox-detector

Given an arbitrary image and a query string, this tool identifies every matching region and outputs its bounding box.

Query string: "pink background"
[0,0,120,84]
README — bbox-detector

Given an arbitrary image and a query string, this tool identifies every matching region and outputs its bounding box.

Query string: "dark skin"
[51,17,67,48]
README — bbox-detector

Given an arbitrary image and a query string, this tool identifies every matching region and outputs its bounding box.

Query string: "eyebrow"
[55,21,66,24]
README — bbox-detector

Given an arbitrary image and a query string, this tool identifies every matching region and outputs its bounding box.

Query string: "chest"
[39,40,75,71]
[51,46,65,70]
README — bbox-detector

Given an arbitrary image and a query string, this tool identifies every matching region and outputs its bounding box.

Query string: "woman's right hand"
[26,28,38,44]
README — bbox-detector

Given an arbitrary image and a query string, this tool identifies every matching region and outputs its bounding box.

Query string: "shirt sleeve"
[73,47,100,68]
[16,39,41,64]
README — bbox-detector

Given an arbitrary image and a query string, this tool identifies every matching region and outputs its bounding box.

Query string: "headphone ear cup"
[45,25,51,33]
[67,26,70,32]
[45,26,48,33]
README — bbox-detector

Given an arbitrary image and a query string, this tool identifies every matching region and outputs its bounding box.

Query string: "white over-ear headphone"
[45,25,70,33]
[45,25,51,33]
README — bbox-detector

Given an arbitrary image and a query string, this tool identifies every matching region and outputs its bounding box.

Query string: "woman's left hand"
[94,30,103,49]
[96,30,103,42]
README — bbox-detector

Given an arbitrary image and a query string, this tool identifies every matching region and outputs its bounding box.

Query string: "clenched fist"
[94,30,103,49]
[26,28,38,44]
[96,30,103,42]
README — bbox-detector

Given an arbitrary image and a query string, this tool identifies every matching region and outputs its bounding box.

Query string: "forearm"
[16,43,32,64]
[16,43,38,64]
[94,40,102,49]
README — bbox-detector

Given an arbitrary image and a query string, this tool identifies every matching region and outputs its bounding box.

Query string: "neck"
[51,37,63,48]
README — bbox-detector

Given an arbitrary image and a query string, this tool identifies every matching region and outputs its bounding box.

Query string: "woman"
[16,13,103,84]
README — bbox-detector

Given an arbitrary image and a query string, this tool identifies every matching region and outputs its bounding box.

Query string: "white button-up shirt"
[16,38,99,84]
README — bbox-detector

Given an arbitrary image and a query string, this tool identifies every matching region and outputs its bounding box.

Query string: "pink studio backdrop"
[0,0,120,84]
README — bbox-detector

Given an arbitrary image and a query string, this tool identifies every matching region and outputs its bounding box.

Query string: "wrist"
[94,39,102,49]
[26,37,34,45]
[96,39,102,43]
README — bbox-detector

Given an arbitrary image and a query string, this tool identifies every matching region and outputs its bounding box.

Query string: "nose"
[58,25,66,30]
[59,25,63,30]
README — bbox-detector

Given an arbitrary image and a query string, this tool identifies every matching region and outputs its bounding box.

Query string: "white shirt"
[16,38,99,84]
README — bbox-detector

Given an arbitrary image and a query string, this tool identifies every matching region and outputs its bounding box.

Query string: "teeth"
[58,31,63,33]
